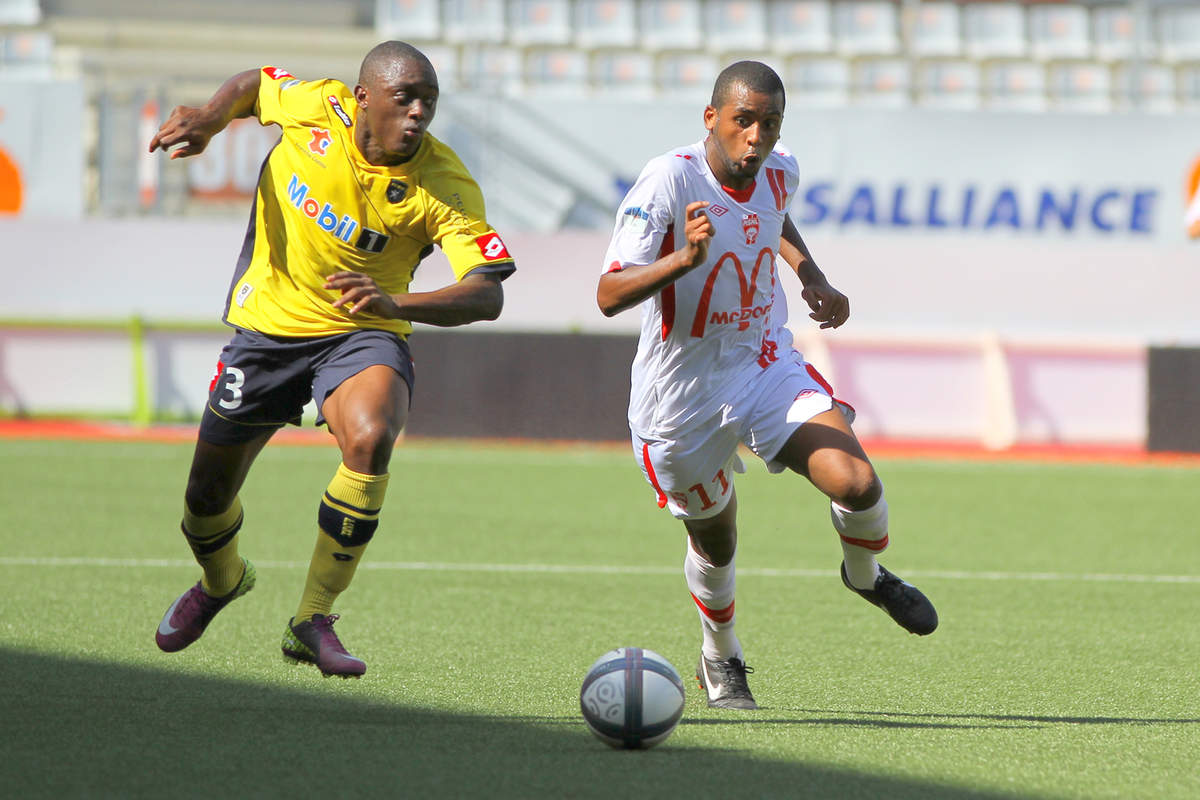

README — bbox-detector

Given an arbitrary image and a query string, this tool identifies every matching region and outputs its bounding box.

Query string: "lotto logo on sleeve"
[263,67,295,81]
[475,232,511,261]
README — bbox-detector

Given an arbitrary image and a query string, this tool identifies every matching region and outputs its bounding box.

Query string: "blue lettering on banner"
[796,181,1159,235]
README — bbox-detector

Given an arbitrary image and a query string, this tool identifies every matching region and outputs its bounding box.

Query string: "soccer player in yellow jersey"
[149,42,515,677]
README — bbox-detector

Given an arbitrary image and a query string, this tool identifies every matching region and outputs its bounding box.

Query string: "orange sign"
[0,144,22,214]
[1186,156,1200,239]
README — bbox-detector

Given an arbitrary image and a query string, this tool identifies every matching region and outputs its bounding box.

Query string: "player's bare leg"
[776,408,937,635]
[282,365,408,677]
[156,432,273,653]
[685,494,757,709]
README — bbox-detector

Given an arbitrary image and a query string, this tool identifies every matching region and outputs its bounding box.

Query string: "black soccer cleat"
[841,562,938,635]
[696,654,758,710]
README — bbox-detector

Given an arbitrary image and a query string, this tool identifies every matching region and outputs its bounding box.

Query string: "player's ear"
[703,105,716,132]
[354,84,369,110]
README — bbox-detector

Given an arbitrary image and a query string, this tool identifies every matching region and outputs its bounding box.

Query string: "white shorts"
[632,354,852,521]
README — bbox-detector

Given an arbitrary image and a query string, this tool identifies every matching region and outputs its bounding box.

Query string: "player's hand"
[325,272,400,317]
[682,201,713,268]
[148,105,221,159]
[801,281,850,329]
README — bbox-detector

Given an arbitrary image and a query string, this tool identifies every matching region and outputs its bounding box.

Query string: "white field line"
[1,557,1198,584]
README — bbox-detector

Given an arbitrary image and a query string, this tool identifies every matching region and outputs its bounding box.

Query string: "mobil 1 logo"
[355,228,389,253]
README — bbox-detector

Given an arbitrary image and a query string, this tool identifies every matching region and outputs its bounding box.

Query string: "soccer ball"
[579,647,686,749]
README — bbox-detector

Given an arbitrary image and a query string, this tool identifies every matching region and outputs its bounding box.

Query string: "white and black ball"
[579,647,686,749]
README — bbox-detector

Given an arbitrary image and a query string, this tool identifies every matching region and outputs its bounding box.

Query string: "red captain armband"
[474,232,511,262]
[262,67,295,81]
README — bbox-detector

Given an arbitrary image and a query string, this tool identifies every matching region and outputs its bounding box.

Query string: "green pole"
[130,315,151,425]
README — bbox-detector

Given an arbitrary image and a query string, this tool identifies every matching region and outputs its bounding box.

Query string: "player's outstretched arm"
[148,69,261,159]
[325,270,505,327]
[780,214,850,330]
[597,201,713,317]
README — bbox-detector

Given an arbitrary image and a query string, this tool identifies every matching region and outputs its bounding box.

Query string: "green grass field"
[1,437,1198,799]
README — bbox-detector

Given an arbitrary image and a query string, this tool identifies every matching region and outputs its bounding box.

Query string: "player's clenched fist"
[683,201,713,268]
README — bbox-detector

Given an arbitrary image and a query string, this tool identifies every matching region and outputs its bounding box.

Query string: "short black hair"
[710,60,785,110]
[358,40,436,86]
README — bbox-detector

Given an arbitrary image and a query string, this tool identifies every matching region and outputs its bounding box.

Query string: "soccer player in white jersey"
[597,61,937,710]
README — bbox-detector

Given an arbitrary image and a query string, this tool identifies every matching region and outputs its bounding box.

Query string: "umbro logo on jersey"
[709,205,729,216]
[386,179,407,203]
[309,128,332,156]
[327,95,353,128]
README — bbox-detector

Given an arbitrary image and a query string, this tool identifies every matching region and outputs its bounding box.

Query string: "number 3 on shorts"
[216,366,246,410]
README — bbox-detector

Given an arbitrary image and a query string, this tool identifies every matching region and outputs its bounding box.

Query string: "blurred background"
[0,0,1198,451]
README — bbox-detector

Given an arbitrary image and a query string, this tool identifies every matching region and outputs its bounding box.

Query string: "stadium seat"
[915,59,982,110]
[442,0,507,44]
[1113,62,1175,112]
[1176,64,1200,110]
[703,0,767,53]
[833,1,900,56]
[655,51,718,97]
[459,45,522,92]
[0,29,52,78]
[590,49,655,96]
[851,58,911,107]
[964,2,1028,60]
[508,0,572,46]
[373,0,441,41]
[768,0,833,55]
[1028,3,1091,61]
[1047,62,1112,112]
[907,1,962,58]
[639,0,704,51]
[784,56,850,105]
[574,0,638,49]
[0,0,39,25]
[523,46,589,93]
[983,61,1047,111]
[1091,4,1154,63]
[1157,4,1200,63]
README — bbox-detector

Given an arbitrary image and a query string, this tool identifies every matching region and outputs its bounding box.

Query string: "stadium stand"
[4,0,1200,219]
[7,0,1195,111]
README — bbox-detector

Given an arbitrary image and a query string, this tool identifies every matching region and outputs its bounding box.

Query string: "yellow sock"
[182,497,245,597]
[295,464,389,622]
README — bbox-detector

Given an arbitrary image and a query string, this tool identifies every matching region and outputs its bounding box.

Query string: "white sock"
[831,495,889,589]
[684,537,742,661]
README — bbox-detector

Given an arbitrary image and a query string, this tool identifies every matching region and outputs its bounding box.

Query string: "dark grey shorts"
[198,327,415,446]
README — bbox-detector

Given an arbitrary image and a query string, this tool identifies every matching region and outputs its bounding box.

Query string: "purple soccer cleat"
[156,559,256,652]
[281,614,367,678]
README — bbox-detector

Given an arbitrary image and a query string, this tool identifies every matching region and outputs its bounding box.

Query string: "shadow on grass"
[2,647,1026,800]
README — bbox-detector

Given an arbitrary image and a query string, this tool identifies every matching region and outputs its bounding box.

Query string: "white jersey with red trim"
[603,139,801,439]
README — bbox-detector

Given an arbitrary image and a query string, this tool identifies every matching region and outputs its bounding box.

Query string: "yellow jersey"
[223,66,515,338]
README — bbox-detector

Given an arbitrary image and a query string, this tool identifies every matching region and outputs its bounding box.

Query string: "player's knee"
[686,522,738,567]
[184,477,238,518]
[339,420,400,471]
[826,463,881,511]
